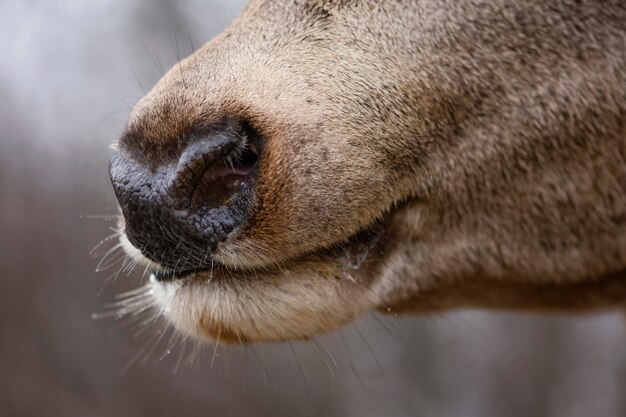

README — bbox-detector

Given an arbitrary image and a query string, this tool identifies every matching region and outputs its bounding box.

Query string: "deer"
[108,0,626,343]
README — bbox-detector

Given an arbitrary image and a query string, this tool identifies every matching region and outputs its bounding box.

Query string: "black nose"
[109,122,259,271]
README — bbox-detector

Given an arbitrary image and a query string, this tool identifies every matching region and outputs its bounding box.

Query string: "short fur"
[115,0,626,342]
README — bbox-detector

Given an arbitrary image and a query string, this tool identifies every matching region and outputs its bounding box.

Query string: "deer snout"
[109,123,260,275]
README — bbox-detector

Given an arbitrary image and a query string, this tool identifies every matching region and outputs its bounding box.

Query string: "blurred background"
[1,1,625,416]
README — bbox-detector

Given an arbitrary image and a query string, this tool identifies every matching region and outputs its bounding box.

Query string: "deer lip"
[150,216,389,284]
[151,269,197,282]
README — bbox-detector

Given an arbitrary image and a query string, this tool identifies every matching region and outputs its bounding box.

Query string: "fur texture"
[114,0,626,342]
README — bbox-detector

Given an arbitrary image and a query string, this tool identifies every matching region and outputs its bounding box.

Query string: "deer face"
[110,0,626,342]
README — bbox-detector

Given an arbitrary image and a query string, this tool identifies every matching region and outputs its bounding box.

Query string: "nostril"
[214,138,259,179]
[192,139,258,207]
[165,133,240,210]
[238,142,259,169]
[236,141,259,173]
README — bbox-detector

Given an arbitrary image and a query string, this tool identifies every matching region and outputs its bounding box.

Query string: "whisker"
[129,63,147,95]
[112,310,159,332]
[311,338,335,376]
[110,255,132,282]
[122,99,133,112]
[250,344,269,386]
[314,337,338,371]
[136,35,165,75]
[105,292,153,309]
[174,339,188,374]
[95,243,124,272]
[121,327,162,375]
[162,329,184,362]
[333,332,370,395]
[287,342,310,388]
[352,322,384,377]
[211,327,221,367]
[171,37,188,90]
[80,214,121,221]
[114,283,153,300]
[142,260,154,278]
[140,325,168,366]
[122,256,141,274]
[185,339,203,369]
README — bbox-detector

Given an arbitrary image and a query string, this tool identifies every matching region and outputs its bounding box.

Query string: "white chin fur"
[149,266,376,343]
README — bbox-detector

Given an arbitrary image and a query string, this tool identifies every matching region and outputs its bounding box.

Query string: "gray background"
[1,1,625,416]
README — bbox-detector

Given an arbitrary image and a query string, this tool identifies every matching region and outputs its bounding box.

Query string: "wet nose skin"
[109,125,258,272]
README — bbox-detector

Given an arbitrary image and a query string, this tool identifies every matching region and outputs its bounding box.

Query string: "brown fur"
[117,0,626,342]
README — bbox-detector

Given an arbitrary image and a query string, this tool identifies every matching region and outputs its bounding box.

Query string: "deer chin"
[121,216,390,343]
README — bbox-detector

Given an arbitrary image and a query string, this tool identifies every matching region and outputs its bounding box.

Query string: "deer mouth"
[132,211,389,343]
[149,216,387,284]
